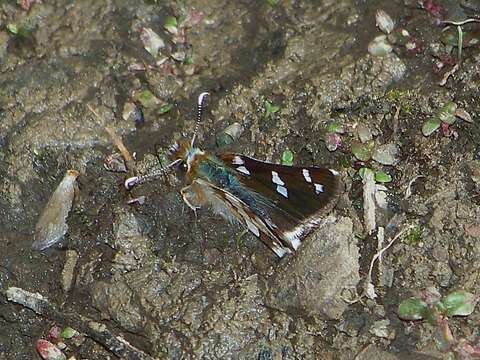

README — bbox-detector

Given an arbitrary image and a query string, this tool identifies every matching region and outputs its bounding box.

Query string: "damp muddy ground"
[1,0,480,359]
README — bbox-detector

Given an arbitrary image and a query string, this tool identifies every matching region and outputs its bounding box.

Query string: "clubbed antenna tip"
[191,91,209,147]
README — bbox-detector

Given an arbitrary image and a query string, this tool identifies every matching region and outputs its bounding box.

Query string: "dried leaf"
[372,143,399,165]
[368,35,393,56]
[352,140,374,161]
[32,170,79,251]
[140,27,165,57]
[376,9,395,34]
[357,123,372,143]
[455,108,473,123]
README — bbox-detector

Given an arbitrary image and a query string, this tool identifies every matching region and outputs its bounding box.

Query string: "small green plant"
[164,16,178,34]
[264,100,280,118]
[422,102,472,137]
[406,225,423,245]
[323,121,398,183]
[6,23,33,39]
[386,89,416,114]
[281,149,294,166]
[359,167,392,184]
[398,288,480,357]
[158,103,174,114]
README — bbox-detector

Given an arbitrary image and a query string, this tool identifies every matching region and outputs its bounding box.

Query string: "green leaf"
[351,140,374,161]
[266,0,279,6]
[184,56,194,65]
[60,326,78,339]
[326,122,345,134]
[437,102,457,125]
[265,100,280,118]
[422,117,441,136]
[406,225,422,245]
[358,167,374,179]
[398,298,429,320]
[158,103,174,114]
[281,149,294,166]
[7,23,18,35]
[441,291,478,317]
[137,90,160,108]
[375,171,392,183]
[164,16,178,34]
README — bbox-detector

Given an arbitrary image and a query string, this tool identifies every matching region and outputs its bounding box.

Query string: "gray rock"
[265,216,359,319]
[91,278,147,334]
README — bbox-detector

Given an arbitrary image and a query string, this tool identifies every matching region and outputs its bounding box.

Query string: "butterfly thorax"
[170,140,237,188]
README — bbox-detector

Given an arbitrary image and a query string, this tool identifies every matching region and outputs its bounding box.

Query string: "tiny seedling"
[398,288,480,357]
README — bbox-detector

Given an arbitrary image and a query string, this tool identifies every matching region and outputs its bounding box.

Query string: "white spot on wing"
[290,237,302,250]
[314,183,324,194]
[329,169,339,176]
[236,166,250,175]
[232,156,244,165]
[302,169,312,183]
[271,171,285,186]
[246,219,260,237]
[273,246,289,257]
[276,185,288,198]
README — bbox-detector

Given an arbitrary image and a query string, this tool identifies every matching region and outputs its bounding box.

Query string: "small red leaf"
[36,339,66,360]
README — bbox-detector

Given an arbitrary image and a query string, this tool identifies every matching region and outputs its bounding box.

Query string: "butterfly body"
[126,92,341,257]
[169,139,341,257]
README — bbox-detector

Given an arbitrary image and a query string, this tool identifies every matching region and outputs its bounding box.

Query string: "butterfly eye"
[181,162,188,171]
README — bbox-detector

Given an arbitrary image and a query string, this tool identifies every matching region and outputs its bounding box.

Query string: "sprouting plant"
[264,100,280,118]
[281,149,294,166]
[406,225,423,245]
[421,102,472,137]
[441,19,480,65]
[398,288,480,358]
[266,0,279,6]
[359,167,392,184]
[323,121,398,184]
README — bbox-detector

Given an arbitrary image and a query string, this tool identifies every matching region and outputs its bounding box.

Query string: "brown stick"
[5,287,157,360]
[87,105,137,176]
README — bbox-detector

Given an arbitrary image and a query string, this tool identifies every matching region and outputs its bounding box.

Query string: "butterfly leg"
[180,181,207,213]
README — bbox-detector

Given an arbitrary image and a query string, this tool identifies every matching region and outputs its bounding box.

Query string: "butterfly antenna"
[191,92,209,147]
[124,158,182,189]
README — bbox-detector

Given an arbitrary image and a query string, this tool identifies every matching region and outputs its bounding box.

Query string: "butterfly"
[125,92,341,257]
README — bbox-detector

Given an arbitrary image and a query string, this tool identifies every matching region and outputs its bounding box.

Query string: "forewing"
[219,153,341,248]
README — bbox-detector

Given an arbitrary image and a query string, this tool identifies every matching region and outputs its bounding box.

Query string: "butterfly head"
[168,139,205,174]
[124,92,209,189]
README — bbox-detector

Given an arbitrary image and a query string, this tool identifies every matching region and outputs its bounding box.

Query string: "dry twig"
[5,287,157,360]
[87,105,136,177]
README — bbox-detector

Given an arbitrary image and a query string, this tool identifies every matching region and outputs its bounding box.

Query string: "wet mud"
[1,0,480,359]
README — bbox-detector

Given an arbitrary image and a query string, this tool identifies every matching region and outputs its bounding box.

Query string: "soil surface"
[1,0,480,359]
